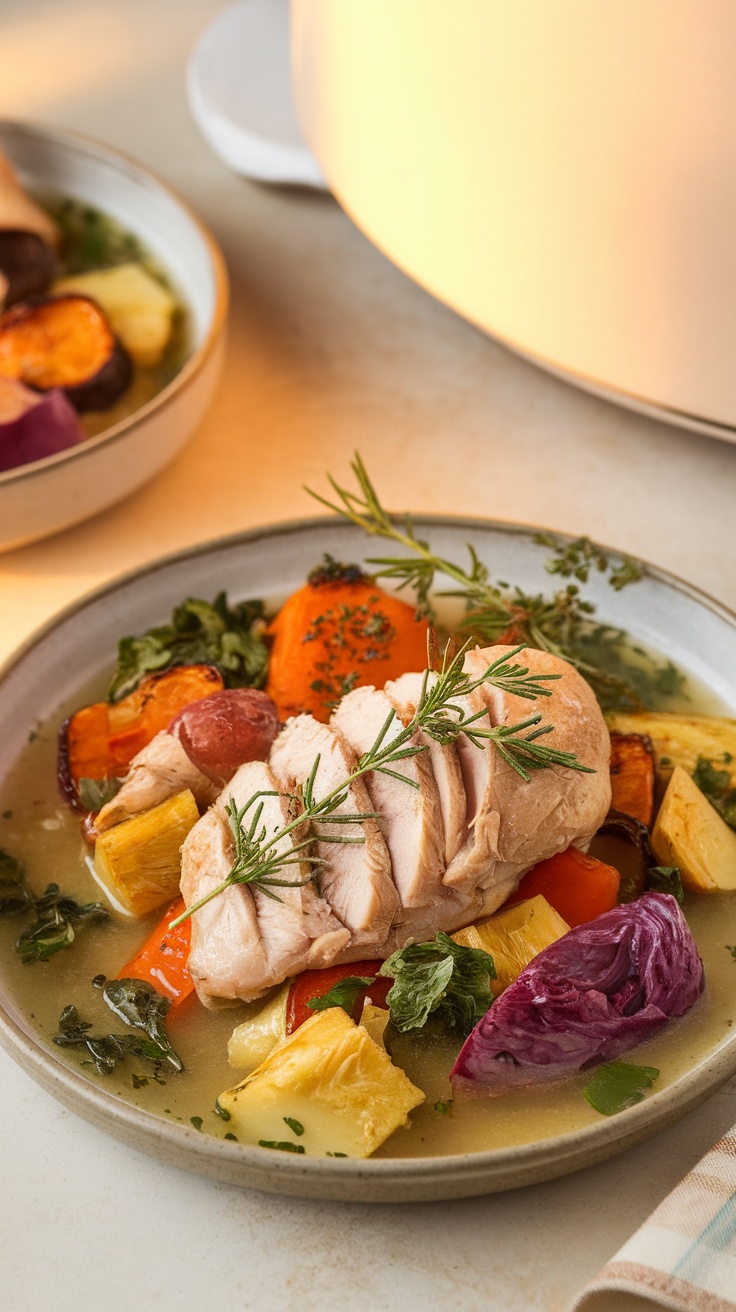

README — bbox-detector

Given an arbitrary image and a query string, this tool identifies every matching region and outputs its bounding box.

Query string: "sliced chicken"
[385,671,467,866]
[332,686,446,909]
[446,645,611,892]
[180,646,611,1004]
[269,714,399,943]
[181,759,349,1006]
[96,731,218,832]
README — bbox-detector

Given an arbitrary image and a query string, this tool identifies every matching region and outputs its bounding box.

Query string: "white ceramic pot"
[292,0,736,438]
[0,121,228,551]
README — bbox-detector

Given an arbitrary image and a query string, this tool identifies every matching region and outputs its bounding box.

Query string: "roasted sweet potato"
[266,562,429,722]
[609,731,655,827]
[58,663,225,811]
[0,231,55,306]
[606,710,736,783]
[0,294,131,411]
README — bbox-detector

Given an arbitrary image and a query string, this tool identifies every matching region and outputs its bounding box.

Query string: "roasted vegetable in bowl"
[0,152,189,471]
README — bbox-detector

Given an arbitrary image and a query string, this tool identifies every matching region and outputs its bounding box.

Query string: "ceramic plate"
[0,517,734,1202]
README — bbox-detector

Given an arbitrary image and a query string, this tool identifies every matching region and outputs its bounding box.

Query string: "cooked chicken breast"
[384,671,467,866]
[182,759,349,1006]
[96,731,218,832]
[332,686,446,908]
[179,645,611,1003]
[269,715,399,942]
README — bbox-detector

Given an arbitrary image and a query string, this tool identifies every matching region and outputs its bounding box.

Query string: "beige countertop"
[1,3,735,1310]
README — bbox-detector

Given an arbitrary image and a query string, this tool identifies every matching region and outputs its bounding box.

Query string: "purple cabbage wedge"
[451,893,704,1093]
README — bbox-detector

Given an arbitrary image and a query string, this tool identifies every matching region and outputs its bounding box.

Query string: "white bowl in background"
[0,120,228,552]
[292,0,736,443]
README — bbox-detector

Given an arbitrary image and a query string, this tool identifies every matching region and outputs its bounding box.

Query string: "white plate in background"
[187,0,326,189]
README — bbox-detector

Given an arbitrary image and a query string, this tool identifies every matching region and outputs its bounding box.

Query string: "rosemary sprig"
[306,455,678,712]
[170,643,592,928]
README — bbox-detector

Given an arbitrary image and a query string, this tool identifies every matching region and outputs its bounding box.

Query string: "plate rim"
[1,512,735,1200]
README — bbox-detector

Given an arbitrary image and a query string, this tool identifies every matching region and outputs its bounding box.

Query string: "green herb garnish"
[53,199,146,274]
[107,594,269,703]
[647,866,685,905]
[379,932,495,1035]
[258,1140,305,1154]
[102,978,183,1071]
[583,1061,660,1116]
[692,757,736,831]
[171,642,593,926]
[283,1117,305,1137]
[54,1005,173,1077]
[325,1151,348,1157]
[78,777,123,811]
[190,1116,204,1132]
[214,1099,231,1121]
[725,946,736,961]
[224,1133,238,1142]
[433,1099,454,1116]
[307,976,374,1018]
[308,454,683,712]
[0,852,109,963]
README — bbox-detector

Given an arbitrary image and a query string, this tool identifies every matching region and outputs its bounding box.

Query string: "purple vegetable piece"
[451,893,704,1093]
[0,377,85,472]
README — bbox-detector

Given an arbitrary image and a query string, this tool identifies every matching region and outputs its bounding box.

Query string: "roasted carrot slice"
[266,562,429,722]
[0,293,131,411]
[609,731,656,827]
[286,961,389,1032]
[58,663,224,810]
[505,847,621,928]
[117,896,194,1004]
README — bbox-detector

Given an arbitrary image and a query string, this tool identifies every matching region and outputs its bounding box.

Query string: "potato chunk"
[218,1008,424,1158]
[94,788,199,916]
[228,984,289,1073]
[452,895,570,994]
[652,765,736,893]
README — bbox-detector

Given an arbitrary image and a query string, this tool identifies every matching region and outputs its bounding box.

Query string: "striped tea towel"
[569,1125,736,1312]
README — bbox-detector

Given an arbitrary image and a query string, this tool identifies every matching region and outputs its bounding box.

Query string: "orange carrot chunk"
[505,847,621,928]
[59,663,225,810]
[266,561,429,722]
[117,897,194,1005]
[609,731,656,828]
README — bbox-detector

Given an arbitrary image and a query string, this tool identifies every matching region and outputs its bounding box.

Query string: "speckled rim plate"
[0,516,734,1202]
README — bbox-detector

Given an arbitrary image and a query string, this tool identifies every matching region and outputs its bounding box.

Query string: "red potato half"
[0,294,132,412]
[169,688,281,786]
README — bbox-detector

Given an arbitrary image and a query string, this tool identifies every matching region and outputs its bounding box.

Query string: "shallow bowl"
[0,516,734,1201]
[0,120,228,551]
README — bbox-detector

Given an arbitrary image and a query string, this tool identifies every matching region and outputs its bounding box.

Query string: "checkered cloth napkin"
[569,1125,736,1312]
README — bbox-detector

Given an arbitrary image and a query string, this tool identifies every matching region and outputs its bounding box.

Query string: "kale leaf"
[647,866,685,905]
[0,851,109,962]
[306,976,375,1019]
[693,756,736,831]
[107,593,269,703]
[583,1061,660,1116]
[379,932,495,1035]
[102,978,183,1071]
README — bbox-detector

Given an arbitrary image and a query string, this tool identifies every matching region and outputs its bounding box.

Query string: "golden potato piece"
[453,894,570,994]
[652,765,736,893]
[94,788,199,916]
[219,1008,424,1158]
[228,984,289,1073]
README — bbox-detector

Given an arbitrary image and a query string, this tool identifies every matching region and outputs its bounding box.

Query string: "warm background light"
[293,0,736,428]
